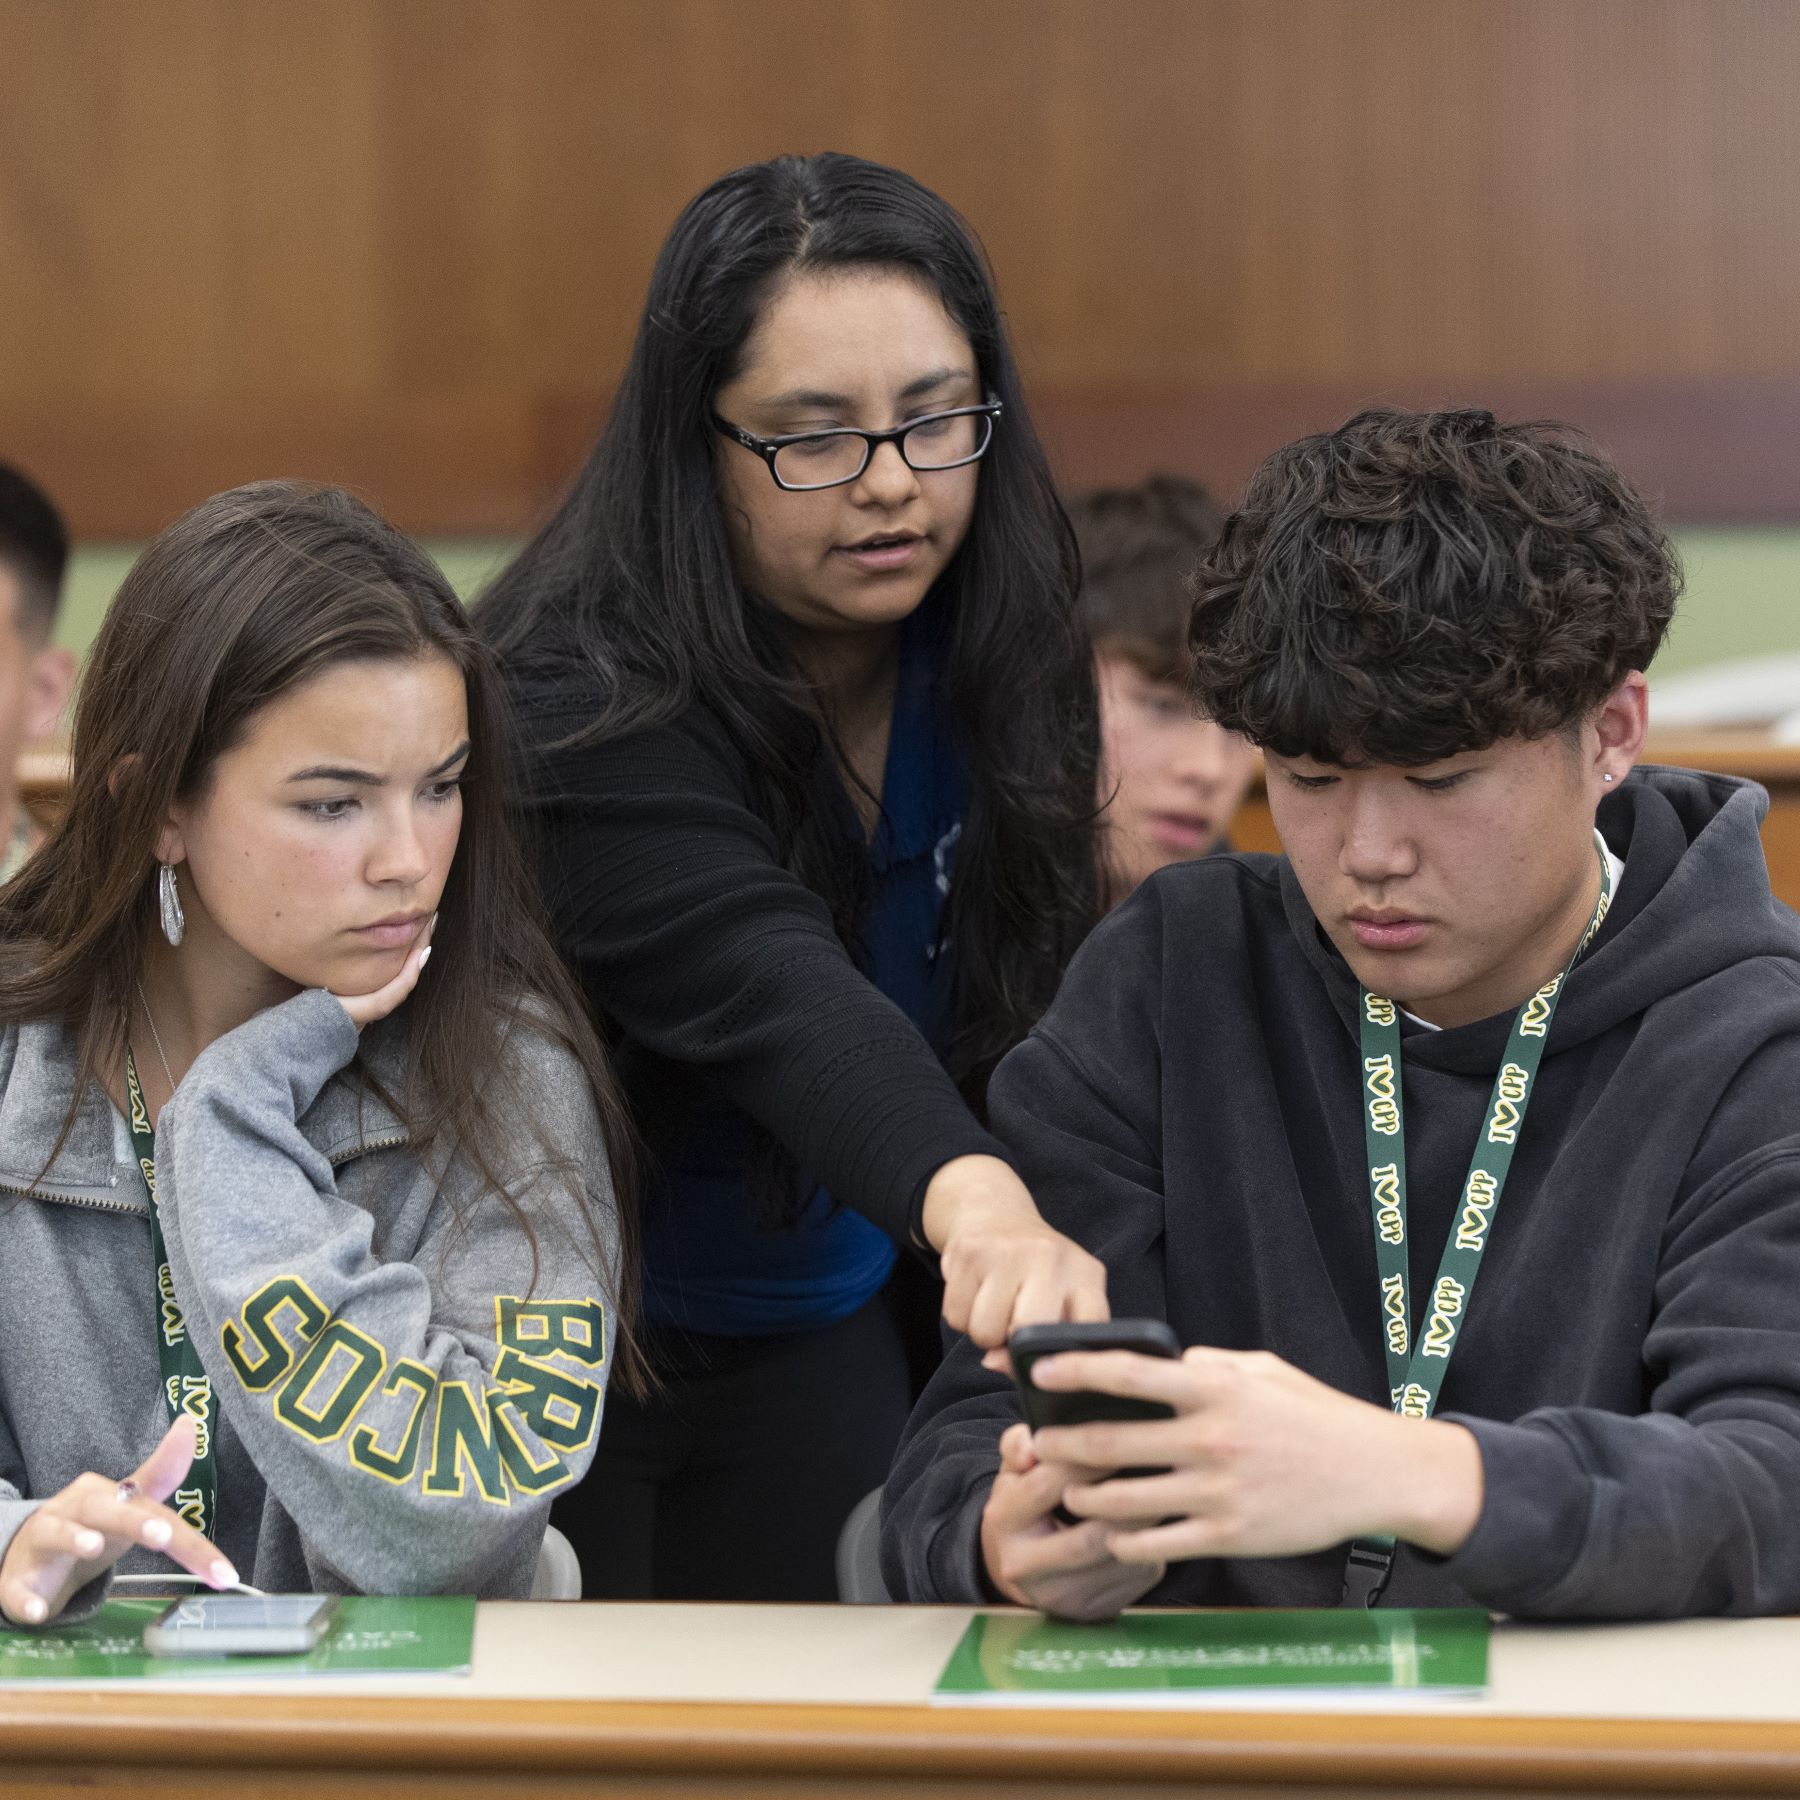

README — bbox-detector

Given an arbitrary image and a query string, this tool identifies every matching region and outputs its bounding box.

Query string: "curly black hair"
[1187,408,1680,766]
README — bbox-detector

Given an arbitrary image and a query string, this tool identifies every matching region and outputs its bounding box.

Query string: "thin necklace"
[134,977,179,1098]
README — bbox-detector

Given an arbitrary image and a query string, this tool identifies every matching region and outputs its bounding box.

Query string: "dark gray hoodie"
[0,988,621,1613]
[883,767,1800,1617]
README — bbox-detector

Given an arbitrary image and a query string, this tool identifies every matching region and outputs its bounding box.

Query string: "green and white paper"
[934,1608,1490,1708]
[0,1595,475,1685]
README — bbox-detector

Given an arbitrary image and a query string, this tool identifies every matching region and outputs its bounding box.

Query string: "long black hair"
[479,152,1099,1114]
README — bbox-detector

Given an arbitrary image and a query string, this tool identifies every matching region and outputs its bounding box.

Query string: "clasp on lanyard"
[1341,1538,1395,1608]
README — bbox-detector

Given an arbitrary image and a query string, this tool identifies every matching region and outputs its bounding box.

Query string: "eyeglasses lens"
[770,412,992,489]
[771,434,870,490]
[901,410,987,470]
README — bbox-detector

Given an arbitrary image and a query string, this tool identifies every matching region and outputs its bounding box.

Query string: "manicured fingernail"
[419,947,432,968]
[210,1559,238,1589]
[22,1595,46,1623]
[141,1518,173,1548]
[74,1529,104,1557]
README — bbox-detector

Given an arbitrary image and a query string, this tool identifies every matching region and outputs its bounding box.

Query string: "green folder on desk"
[0,1596,475,1684]
[934,1608,1489,1707]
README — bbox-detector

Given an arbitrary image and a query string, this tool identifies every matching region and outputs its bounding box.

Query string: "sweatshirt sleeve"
[526,704,1004,1243]
[152,989,620,1599]
[1441,1138,1800,1617]
[882,894,1170,1601]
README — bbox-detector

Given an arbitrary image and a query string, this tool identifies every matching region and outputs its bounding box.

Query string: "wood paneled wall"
[4,0,1800,538]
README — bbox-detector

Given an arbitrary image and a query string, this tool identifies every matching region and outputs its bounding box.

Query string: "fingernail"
[22,1595,46,1623]
[141,1518,172,1548]
[419,947,432,968]
[74,1529,104,1557]
[210,1559,238,1589]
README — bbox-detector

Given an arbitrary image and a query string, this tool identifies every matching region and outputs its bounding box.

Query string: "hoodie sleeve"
[882,893,1170,1602]
[527,705,1005,1245]
[152,988,620,1599]
[1441,1137,1800,1617]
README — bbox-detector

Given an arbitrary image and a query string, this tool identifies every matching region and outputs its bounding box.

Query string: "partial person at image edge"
[0,484,636,1628]
[476,153,1107,1602]
[0,464,78,881]
[882,407,1800,1619]
[1069,476,1257,905]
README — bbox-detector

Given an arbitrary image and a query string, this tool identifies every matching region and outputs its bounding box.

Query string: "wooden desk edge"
[4,1692,1799,1791]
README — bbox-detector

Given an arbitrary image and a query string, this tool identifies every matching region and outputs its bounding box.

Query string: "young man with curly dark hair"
[882,407,1800,1621]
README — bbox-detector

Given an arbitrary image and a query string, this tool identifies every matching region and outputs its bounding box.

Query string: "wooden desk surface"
[4,1603,1800,1798]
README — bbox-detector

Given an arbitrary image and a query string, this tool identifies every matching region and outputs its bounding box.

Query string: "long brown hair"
[0,481,641,1386]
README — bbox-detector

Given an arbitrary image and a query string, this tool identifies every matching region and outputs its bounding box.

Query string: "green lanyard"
[1342,846,1612,1607]
[123,1048,219,1541]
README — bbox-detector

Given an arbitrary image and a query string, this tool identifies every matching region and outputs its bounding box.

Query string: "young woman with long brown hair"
[0,482,635,1628]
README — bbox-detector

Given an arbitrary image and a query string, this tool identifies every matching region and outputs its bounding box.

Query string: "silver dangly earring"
[158,862,185,947]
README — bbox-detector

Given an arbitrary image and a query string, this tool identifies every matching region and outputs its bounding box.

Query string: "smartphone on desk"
[142,1593,339,1657]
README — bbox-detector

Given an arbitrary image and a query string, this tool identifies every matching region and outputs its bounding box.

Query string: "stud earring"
[1603,773,1615,784]
[158,862,185,947]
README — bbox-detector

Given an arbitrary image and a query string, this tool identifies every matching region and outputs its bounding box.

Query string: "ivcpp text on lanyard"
[1342,847,1611,1607]
[123,1048,219,1541]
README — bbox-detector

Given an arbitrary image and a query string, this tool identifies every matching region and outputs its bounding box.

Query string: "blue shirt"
[642,607,965,1336]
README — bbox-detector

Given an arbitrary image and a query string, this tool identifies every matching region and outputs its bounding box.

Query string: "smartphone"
[1008,1318,1182,1432]
[142,1593,339,1657]
[1008,1320,1182,1524]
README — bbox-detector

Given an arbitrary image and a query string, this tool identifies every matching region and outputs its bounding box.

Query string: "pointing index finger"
[132,1415,198,1503]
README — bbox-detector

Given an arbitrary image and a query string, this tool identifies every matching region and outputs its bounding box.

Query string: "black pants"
[555,1261,941,1601]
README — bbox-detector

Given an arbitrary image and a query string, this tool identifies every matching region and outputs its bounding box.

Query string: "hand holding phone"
[1008,1319,1181,1525]
[1008,1318,1181,1432]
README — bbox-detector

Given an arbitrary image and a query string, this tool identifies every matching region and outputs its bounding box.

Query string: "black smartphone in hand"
[1007,1319,1182,1525]
[1008,1318,1181,1432]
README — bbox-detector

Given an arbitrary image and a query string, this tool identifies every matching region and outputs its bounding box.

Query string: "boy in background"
[1070,476,1257,904]
[0,464,77,878]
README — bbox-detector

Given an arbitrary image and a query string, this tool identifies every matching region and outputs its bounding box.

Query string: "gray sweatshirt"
[0,988,620,1611]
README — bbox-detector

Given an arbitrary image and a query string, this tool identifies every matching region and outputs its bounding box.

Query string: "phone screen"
[143,1592,339,1656]
[155,1595,335,1633]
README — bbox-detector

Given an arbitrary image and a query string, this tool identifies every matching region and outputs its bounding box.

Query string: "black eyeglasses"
[711,399,1003,492]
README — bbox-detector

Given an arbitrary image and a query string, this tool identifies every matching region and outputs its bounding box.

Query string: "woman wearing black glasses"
[478,153,1107,1601]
